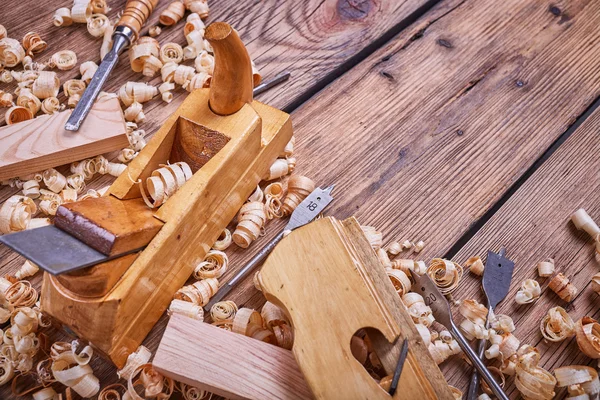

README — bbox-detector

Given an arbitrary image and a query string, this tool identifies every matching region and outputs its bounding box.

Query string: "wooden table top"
[1,0,599,398]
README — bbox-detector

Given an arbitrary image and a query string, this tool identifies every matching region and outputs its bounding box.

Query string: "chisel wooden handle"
[118,0,160,41]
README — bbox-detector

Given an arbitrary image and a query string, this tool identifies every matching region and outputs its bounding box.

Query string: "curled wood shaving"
[571,208,600,239]
[535,258,555,278]
[184,72,210,92]
[194,50,214,74]
[160,43,184,65]
[458,299,489,340]
[117,345,152,381]
[168,299,204,320]
[183,0,209,18]
[480,366,506,397]
[139,162,192,208]
[117,148,137,163]
[53,7,73,27]
[272,323,294,349]
[27,217,51,229]
[43,168,66,193]
[4,106,33,125]
[0,38,26,67]
[0,24,6,40]
[22,32,47,56]
[247,185,264,203]
[592,272,600,295]
[540,306,574,342]
[232,308,263,336]
[129,37,162,77]
[87,14,110,37]
[282,175,315,216]
[149,26,162,37]
[50,50,77,70]
[391,259,426,275]
[261,301,289,329]
[554,365,600,398]
[210,300,237,323]
[264,158,289,181]
[514,345,556,400]
[66,173,86,193]
[177,382,211,400]
[71,0,93,23]
[575,317,600,358]
[402,292,434,327]
[287,157,297,173]
[95,155,126,177]
[160,1,186,26]
[486,332,520,360]
[118,82,157,106]
[0,71,13,85]
[413,240,425,253]
[183,30,209,60]
[125,363,173,400]
[21,180,40,199]
[490,314,515,334]
[184,13,205,36]
[173,64,196,86]
[193,250,228,279]
[549,273,578,302]
[98,383,127,400]
[264,182,284,219]
[386,268,411,296]
[377,248,392,268]
[465,256,484,276]
[127,128,147,151]
[32,387,58,400]
[233,201,267,248]
[16,88,41,115]
[212,228,232,251]
[63,79,86,107]
[361,226,383,250]
[15,261,39,280]
[386,241,402,256]
[0,90,14,106]
[0,195,37,233]
[5,281,37,308]
[426,258,463,294]
[158,82,175,103]
[39,199,60,216]
[515,279,541,304]
[91,0,110,14]
[428,335,461,364]
[70,159,97,180]
[350,335,368,364]
[41,97,62,114]
[174,278,219,306]
[32,71,60,99]
[124,102,145,123]
[60,189,78,203]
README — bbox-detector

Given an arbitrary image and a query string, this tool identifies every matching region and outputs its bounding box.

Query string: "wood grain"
[440,102,600,398]
[0,97,128,181]
[154,314,313,400]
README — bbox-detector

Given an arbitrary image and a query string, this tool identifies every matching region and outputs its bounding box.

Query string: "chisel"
[65,0,160,131]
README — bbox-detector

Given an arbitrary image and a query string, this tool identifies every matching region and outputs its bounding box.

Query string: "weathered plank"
[441,105,600,397]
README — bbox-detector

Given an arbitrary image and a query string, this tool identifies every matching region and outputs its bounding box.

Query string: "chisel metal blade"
[0,225,141,275]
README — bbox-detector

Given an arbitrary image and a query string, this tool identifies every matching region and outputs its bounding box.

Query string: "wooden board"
[154,314,313,400]
[260,217,451,399]
[0,97,128,181]
[441,100,600,397]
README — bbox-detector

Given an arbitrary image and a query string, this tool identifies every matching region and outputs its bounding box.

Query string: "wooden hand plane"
[23,22,291,367]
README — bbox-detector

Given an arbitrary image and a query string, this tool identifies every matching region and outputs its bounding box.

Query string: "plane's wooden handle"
[118,0,159,41]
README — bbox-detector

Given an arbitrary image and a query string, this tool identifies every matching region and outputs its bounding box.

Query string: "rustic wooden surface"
[1,0,600,397]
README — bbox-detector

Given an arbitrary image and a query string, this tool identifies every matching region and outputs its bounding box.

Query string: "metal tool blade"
[252,71,291,96]
[482,248,515,310]
[0,225,143,275]
[411,272,453,328]
[204,185,335,311]
[65,27,133,131]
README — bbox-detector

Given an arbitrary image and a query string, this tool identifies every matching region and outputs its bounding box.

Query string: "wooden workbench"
[1,0,599,398]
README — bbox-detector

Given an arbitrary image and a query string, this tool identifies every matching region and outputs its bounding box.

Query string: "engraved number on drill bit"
[424,293,437,306]
[307,201,318,211]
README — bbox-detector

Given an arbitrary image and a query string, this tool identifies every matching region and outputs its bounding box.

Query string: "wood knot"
[437,38,453,48]
[337,0,373,21]
[549,5,561,16]
[380,71,395,81]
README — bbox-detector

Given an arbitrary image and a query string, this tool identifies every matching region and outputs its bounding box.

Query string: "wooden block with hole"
[40,22,293,367]
[258,217,453,399]
[0,97,129,181]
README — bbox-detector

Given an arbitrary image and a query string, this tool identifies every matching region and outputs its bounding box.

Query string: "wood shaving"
[50,50,77,70]
[210,300,237,322]
[160,1,186,26]
[458,299,489,340]
[554,365,600,398]
[251,60,261,87]
[386,268,411,296]
[95,155,126,177]
[158,82,174,103]
[149,26,162,37]
[139,162,192,208]
[6,281,37,308]
[168,299,204,320]
[126,128,147,151]
[100,20,114,60]
[592,272,600,295]
[22,32,47,56]
[549,273,578,302]
[361,226,383,250]
[16,88,41,115]
[32,71,59,99]
[575,317,600,358]
[490,314,515,333]
[486,332,520,360]
[264,158,289,181]
[0,38,26,67]
[160,43,184,65]
[21,179,40,198]
[193,249,228,279]
[184,30,208,60]
[174,278,219,306]
[70,159,97,180]
[63,79,86,107]
[540,306,574,342]
[428,333,461,364]
[32,387,59,400]
[184,72,211,92]
[0,24,6,40]
[0,195,37,233]
[232,308,263,336]
[124,363,173,400]
[118,148,138,163]
[117,345,152,380]
[377,247,392,268]
[232,201,267,248]
[261,301,289,329]
[480,366,506,397]
[53,7,73,26]
[514,345,556,400]
[15,260,39,280]
[66,173,86,193]
[184,13,205,36]
[71,0,93,23]
[515,279,541,304]
[87,14,110,37]
[286,157,297,173]
[42,168,67,193]
[28,217,51,229]
[41,97,62,114]
[118,81,158,106]
[571,208,600,239]
[391,259,426,275]
[173,64,196,86]
[194,50,214,74]
[282,175,315,216]
[426,258,463,294]
[129,36,162,77]
[386,241,403,256]
[124,101,145,123]
[465,255,484,276]
[247,185,264,203]
[264,182,285,219]
[413,240,425,253]
[402,292,434,327]
[212,228,232,251]
[0,90,14,106]
[183,0,209,18]
[537,258,555,278]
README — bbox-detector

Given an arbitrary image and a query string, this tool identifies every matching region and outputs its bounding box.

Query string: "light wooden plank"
[441,105,600,397]
[153,314,313,400]
[0,97,128,181]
